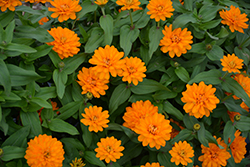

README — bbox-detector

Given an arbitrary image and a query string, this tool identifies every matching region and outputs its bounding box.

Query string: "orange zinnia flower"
[123,100,158,131]
[0,0,22,12]
[229,130,247,163]
[169,141,194,166]
[70,158,85,167]
[116,0,141,11]
[119,57,146,86]
[24,0,50,3]
[81,105,109,132]
[95,136,124,163]
[220,53,244,73]
[38,17,49,25]
[219,5,249,33]
[48,0,82,22]
[227,110,240,122]
[89,45,125,80]
[159,24,193,58]
[240,101,249,112]
[147,0,174,22]
[140,162,164,167]
[232,73,250,99]
[77,67,109,98]
[134,113,172,150]
[94,0,108,6]
[25,134,65,167]
[47,27,81,59]
[181,81,220,118]
[198,137,231,167]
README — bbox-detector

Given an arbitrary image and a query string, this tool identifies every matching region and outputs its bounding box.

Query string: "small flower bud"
[0,148,3,156]
[234,115,241,121]
[174,62,180,67]
[79,150,84,157]
[86,92,93,100]
[58,62,65,68]
[193,123,201,131]
[206,44,212,51]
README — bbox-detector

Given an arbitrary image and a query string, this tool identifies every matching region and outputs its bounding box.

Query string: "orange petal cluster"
[47,27,81,59]
[140,162,164,167]
[24,0,51,3]
[219,5,249,33]
[232,73,250,99]
[116,0,141,11]
[70,158,85,167]
[227,110,240,122]
[181,81,220,118]
[94,0,108,6]
[25,134,65,167]
[147,0,174,22]
[0,0,22,12]
[159,24,193,58]
[95,136,124,163]
[49,0,82,22]
[220,53,243,73]
[81,105,109,132]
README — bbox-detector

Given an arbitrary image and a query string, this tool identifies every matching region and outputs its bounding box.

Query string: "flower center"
[44,151,50,159]
[157,5,164,11]
[196,93,207,104]
[93,116,97,121]
[128,66,136,74]
[61,4,70,10]
[61,36,67,43]
[87,77,97,86]
[171,35,181,43]
[126,0,133,5]
[228,61,236,68]
[179,150,185,157]
[106,146,113,153]
[103,58,111,66]
[211,152,218,159]
[148,124,158,135]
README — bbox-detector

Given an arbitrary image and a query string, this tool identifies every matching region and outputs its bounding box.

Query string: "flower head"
[220,53,244,73]
[24,0,51,3]
[81,105,109,132]
[70,158,85,167]
[38,17,49,25]
[140,162,164,167]
[116,0,141,11]
[48,0,82,22]
[89,45,125,79]
[47,27,81,59]
[94,0,108,6]
[134,113,172,150]
[119,57,146,86]
[95,136,124,163]
[181,81,220,118]
[0,0,22,12]
[219,5,249,33]
[232,73,250,99]
[147,0,174,22]
[169,141,194,166]
[123,100,158,131]
[77,67,109,98]
[24,134,65,167]
[198,137,231,167]
[229,130,247,163]
[159,24,193,58]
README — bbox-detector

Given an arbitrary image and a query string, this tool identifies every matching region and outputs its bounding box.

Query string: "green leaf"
[100,15,113,45]
[16,6,43,15]
[234,47,250,66]
[206,45,224,61]
[109,84,131,114]
[1,146,25,161]
[76,0,98,19]
[172,13,197,29]
[61,138,85,151]
[135,8,150,29]
[53,69,67,99]
[183,114,199,130]
[49,51,61,68]
[197,122,209,147]
[175,67,190,83]
[0,59,11,95]
[20,111,42,138]
[7,64,43,87]
[79,25,88,43]
[2,126,30,147]
[157,152,176,167]
[234,115,250,131]
[0,11,14,27]
[0,109,10,135]
[131,79,171,95]
[223,121,236,145]
[120,25,140,56]
[35,87,57,100]
[170,129,193,144]
[188,69,222,85]
[153,90,177,100]
[4,43,37,53]
[215,26,229,38]
[30,97,52,109]
[198,5,222,22]
[189,43,206,54]
[5,20,15,44]
[48,118,79,135]
[57,101,82,120]
[163,101,184,120]
[84,27,104,53]
[83,151,106,167]
[63,53,86,75]
[26,44,53,62]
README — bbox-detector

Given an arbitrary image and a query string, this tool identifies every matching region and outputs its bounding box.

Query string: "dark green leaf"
[198,5,222,22]
[57,101,82,120]
[170,129,193,144]
[53,69,67,99]
[84,151,106,167]
[63,53,86,75]
[84,27,104,53]
[35,87,57,100]
[100,15,113,45]
[48,118,79,135]
[234,116,250,131]
[153,90,177,100]
[189,43,206,54]
[197,122,209,147]
[157,152,176,167]
[1,146,25,161]
[0,59,11,95]
[188,69,222,85]
[26,45,52,62]
[163,101,184,120]
[30,97,52,109]
[4,43,37,53]
[172,13,197,29]
[77,0,98,19]
[206,45,224,61]
[5,20,15,44]
[175,67,190,83]
[0,11,14,27]
[135,8,150,29]
[223,121,236,145]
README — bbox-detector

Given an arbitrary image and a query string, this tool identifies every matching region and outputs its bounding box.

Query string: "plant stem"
[221,71,228,80]
[239,36,250,49]
[101,7,106,16]
[157,21,160,29]
[221,94,233,103]
[94,11,97,23]
[129,10,134,29]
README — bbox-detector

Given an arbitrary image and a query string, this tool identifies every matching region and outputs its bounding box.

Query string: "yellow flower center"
[93,116,98,121]
[228,61,236,68]
[148,124,158,135]
[211,152,218,159]
[156,5,164,11]
[61,4,70,10]
[103,58,111,66]
[126,0,133,5]
[171,35,181,43]
[44,151,50,159]
[87,77,97,86]
[61,36,67,43]
[179,150,185,157]
[106,146,113,153]
[128,66,136,74]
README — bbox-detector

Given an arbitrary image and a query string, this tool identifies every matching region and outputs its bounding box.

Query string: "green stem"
[157,21,160,29]
[129,10,134,29]
[221,71,228,80]
[239,36,250,49]
[94,11,97,23]
[221,94,233,103]
[101,7,106,16]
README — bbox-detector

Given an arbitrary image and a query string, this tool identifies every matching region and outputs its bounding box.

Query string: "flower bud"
[58,62,65,68]
[0,148,3,156]
[234,115,241,121]
[86,92,93,100]
[193,123,201,131]
[206,44,212,51]
[174,62,180,67]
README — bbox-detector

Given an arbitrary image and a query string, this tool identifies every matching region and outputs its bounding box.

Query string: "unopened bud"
[234,115,241,121]
[86,92,93,100]
[0,148,3,156]
[58,62,65,68]
[206,44,212,51]
[79,150,84,157]
[174,62,180,67]
[193,123,201,131]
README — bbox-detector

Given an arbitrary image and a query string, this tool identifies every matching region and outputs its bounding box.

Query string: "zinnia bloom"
[47,27,81,59]
[70,158,85,167]
[119,57,147,86]
[134,113,172,150]
[147,0,174,22]
[81,105,109,132]
[38,17,49,25]
[24,134,65,167]
[198,137,231,167]
[169,141,194,166]
[181,81,220,118]
[0,0,22,12]
[159,24,193,58]
[140,162,164,167]
[227,110,240,122]
[229,130,247,163]
[123,100,158,131]
[219,5,249,33]
[94,0,108,6]
[95,136,124,163]
[77,67,109,98]
[232,73,250,99]
[48,0,82,22]
[24,0,50,3]
[89,45,125,80]
[220,53,244,73]
[116,0,141,11]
